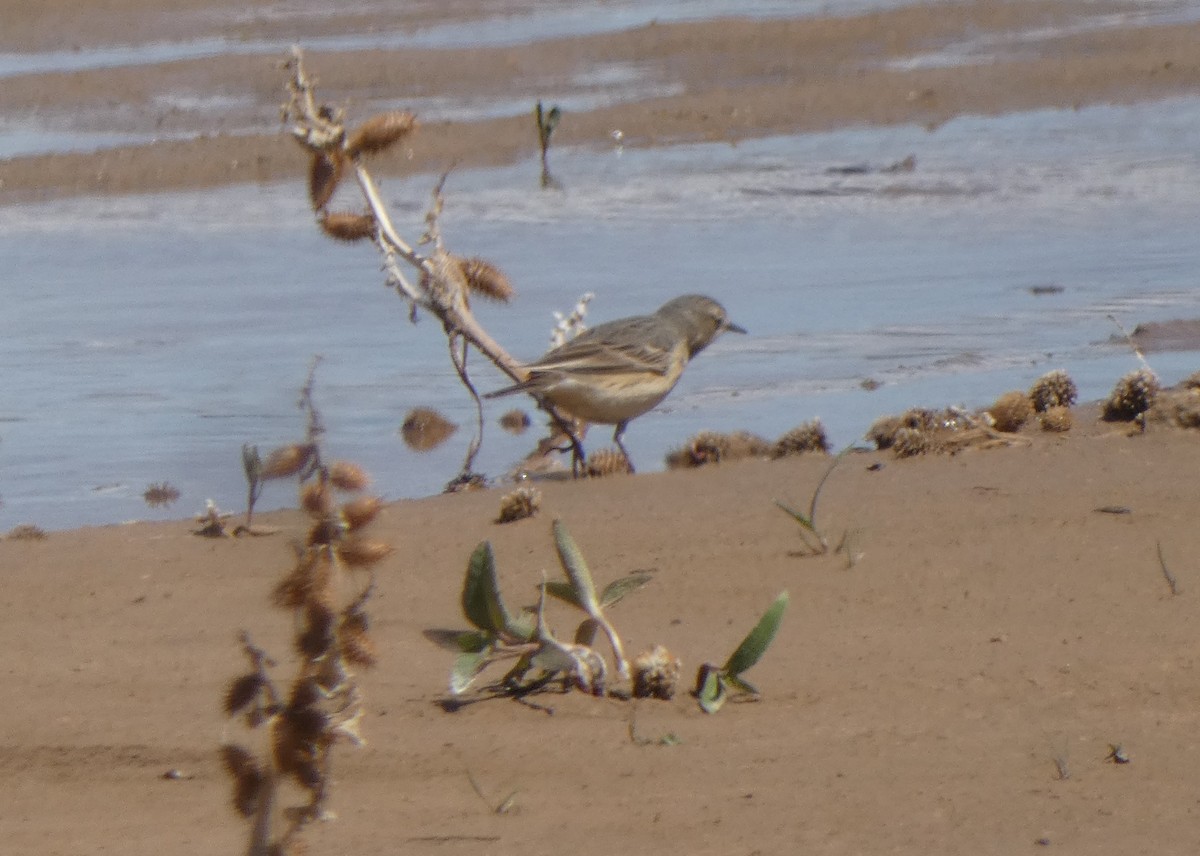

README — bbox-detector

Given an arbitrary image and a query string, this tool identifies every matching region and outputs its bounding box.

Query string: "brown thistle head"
[319,211,376,242]
[345,111,417,159]
[308,151,344,211]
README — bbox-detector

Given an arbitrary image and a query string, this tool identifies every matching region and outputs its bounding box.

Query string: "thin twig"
[1156,540,1181,596]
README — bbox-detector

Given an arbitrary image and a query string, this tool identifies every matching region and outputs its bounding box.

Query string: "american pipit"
[486,294,745,471]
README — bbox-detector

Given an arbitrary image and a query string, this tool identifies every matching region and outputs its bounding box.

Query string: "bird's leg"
[543,405,588,477]
[612,422,635,474]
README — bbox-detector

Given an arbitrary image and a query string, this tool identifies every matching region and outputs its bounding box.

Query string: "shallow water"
[3,98,1200,530]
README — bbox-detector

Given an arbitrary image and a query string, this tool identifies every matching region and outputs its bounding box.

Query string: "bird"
[485,294,745,472]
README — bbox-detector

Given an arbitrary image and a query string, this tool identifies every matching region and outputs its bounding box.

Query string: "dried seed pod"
[308,151,344,211]
[307,518,343,547]
[337,537,393,568]
[260,444,315,479]
[297,603,337,659]
[328,460,371,492]
[341,495,383,531]
[496,486,541,523]
[1029,369,1078,412]
[300,480,333,517]
[274,551,335,611]
[987,390,1033,433]
[319,211,375,242]
[338,610,377,667]
[400,407,457,452]
[224,673,265,717]
[773,420,829,457]
[1040,405,1073,432]
[1102,368,1160,421]
[220,744,265,818]
[631,645,682,700]
[585,447,632,477]
[345,110,417,158]
[456,256,514,303]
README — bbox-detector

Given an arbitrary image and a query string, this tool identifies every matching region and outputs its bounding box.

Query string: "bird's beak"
[724,320,747,335]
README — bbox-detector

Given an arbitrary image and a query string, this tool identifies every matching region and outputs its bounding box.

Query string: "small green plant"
[534,100,562,188]
[776,446,859,556]
[695,590,789,714]
[427,519,651,698]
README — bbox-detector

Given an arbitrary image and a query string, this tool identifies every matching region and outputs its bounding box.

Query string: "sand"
[5,1,1200,853]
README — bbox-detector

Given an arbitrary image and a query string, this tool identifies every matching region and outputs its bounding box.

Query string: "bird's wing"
[527,316,680,376]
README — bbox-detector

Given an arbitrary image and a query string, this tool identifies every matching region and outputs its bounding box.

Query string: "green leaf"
[724,673,760,696]
[544,572,651,610]
[574,617,599,647]
[541,580,582,609]
[775,500,816,534]
[722,590,789,678]
[422,628,491,653]
[462,543,498,632]
[450,649,490,695]
[696,665,727,714]
[553,520,600,615]
[461,542,530,640]
[600,572,653,608]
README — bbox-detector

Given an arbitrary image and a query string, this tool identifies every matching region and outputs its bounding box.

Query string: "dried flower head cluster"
[221,448,390,854]
[302,109,416,240]
[1102,368,1160,421]
[665,430,773,469]
[142,481,181,508]
[5,523,47,541]
[1039,405,1073,432]
[1029,369,1078,412]
[666,423,831,470]
[772,420,829,458]
[986,391,1033,433]
[631,645,682,700]
[496,486,542,523]
[869,406,1027,458]
[586,447,633,477]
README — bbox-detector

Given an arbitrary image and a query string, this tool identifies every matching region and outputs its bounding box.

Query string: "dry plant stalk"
[280,49,584,480]
[221,375,391,855]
